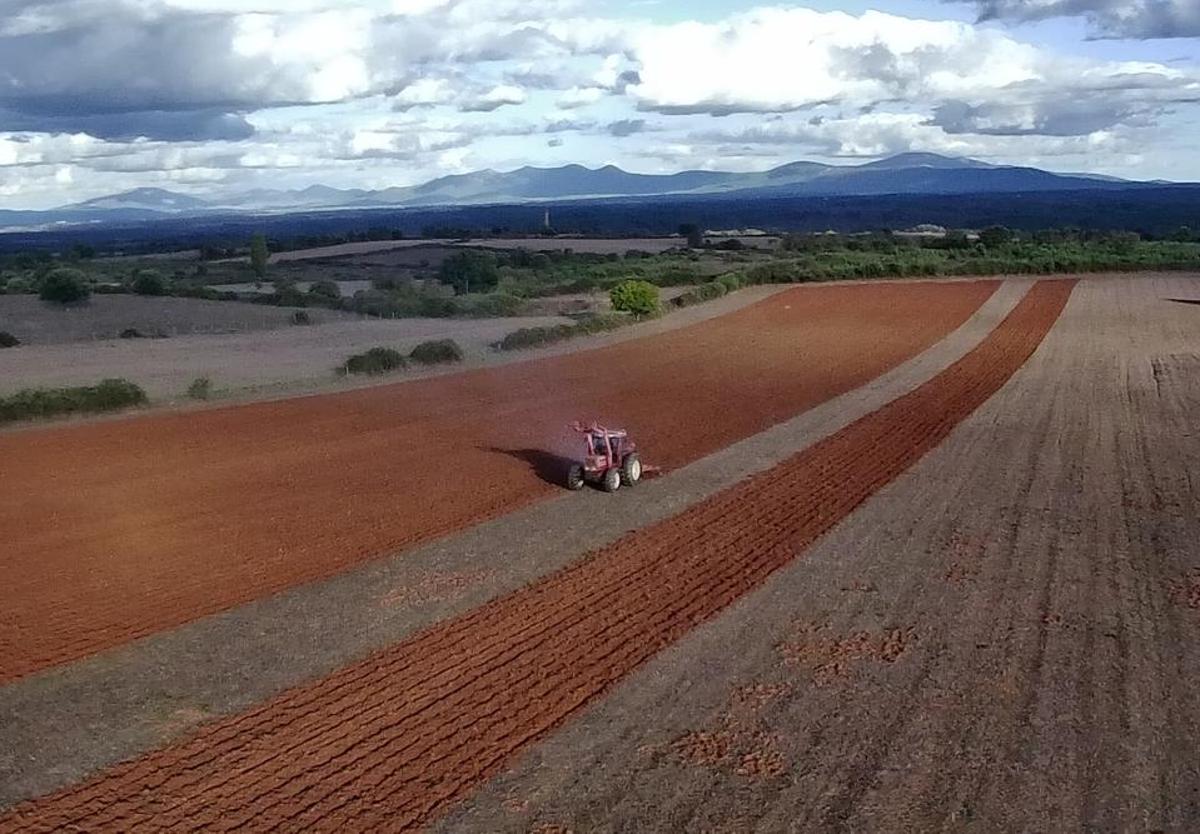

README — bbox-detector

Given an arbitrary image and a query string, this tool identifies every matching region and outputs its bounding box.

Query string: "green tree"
[39,268,91,304]
[1105,230,1140,254]
[131,269,168,296]
[610,279,660,317]
[678,223,704,249]
[250,233,269,279]
[439,250,499,294]
[979,226,1015,248]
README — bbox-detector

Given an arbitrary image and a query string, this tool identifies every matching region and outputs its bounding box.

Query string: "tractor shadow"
[483,446,576,487]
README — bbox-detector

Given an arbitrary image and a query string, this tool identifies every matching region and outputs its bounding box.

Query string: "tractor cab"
[590,433,611,457]
[568,422,641,492]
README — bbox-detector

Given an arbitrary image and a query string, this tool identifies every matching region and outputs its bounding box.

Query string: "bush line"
[0,379,147,425]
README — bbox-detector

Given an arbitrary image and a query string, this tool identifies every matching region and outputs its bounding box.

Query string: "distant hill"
[69,188,214,213]
[30,153,1178,218]
[3,185,1198,253]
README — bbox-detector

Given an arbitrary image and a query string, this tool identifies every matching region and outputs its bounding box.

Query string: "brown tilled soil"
[0,282,1026,810]
[432,275,1200,834]
[0,280,994,684]
[0,281,1068,833]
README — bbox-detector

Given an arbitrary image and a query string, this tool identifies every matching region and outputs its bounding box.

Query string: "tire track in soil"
[0,281,1074,833]
[0,281,996,684]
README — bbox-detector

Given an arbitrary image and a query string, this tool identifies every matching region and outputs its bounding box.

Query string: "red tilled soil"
[0,281,995,683]
[0,281,1071,832]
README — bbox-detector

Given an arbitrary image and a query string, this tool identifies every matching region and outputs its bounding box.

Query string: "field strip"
[0,281,1030,810]
[0,280,1073,832]
[434,273,1200,833]
[0,280,995,684]
[0,285,785,403]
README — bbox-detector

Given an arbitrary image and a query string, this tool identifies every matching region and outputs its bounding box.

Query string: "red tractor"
[566,421,643,492]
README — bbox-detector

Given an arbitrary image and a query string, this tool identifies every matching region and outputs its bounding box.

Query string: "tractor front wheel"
[602,467,621,493]
[621,453,642,486]
[567,464,585,490]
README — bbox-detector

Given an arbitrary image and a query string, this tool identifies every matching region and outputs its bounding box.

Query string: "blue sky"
[0,0,1196,208]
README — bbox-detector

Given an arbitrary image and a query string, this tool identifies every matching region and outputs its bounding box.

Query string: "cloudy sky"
[1,0,1197,208]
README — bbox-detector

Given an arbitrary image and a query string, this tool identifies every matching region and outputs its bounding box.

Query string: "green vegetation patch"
[495,313,627,351]
[342,347,408,376]
[609,279,661,317]
[39,268,91,304]
[0,378,147,424]
[186,376,213,400]
[409,339,464,365]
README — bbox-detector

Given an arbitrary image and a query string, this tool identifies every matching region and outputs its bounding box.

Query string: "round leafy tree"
[131,270,168,296]
[609,279,660,317]
[39,268,91,304]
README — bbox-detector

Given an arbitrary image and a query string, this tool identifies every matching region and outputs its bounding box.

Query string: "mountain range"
[0,153,1188,231]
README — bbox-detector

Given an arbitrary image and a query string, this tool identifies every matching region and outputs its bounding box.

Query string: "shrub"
[652,264,704,286]
[372,276,403,291]
[186,376,213,400]
[717,272,743,292]
[495,314,626,351]
[172,285,232,301]
[496,324,575,351]
[308,280,341,300]
[456,292,523,317]
[4,276,35,294]
[409,339,464,365]
[342,347,407,375]
[673,281,728,308]
[131,270,168,296]
[979,226,1015,248]
[0,378,147,424]
[0,331,19,348]
[439,250,500,294]
[745,261,810,284]
[609,279,660,317]
[276,285,307,307]
[575,313,627,335]
[39,268,91,303]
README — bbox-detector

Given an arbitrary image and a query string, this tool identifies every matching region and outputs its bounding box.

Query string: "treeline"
[4,229,1199,322]
[758,229,1200,281]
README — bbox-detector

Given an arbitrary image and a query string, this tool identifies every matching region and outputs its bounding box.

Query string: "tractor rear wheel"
[567,464,585,490]
[621,453,642,486]
[602,467,621,493]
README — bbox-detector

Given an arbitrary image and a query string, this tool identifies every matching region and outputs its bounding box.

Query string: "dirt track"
[0,280,994,684]
[0,281,1070,832]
